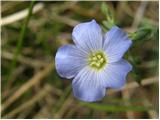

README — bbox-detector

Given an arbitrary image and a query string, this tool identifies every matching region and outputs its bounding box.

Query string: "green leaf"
[102,20,115,31]
[100,2,115,31]
[104,97,145,103]
[79,102,152,112]
[129,27,153,42]
[127,51,142,85]
[101,2,109,16]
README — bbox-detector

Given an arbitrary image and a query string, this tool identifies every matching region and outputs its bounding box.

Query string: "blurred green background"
[1,1,159,119]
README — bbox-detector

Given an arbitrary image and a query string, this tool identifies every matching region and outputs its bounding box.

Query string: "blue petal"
[103,26,132,63]
[72,67,106,102]
[55,45,87,79]
[99,59,132,89]
[72,20,103,52]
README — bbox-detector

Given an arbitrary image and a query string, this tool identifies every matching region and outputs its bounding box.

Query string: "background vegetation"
[1,1,159,119]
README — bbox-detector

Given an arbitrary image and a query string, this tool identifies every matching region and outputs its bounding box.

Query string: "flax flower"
[55,20,132,102]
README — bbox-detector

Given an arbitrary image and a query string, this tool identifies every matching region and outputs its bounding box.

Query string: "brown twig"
[1,3,44,26]
[33,93,56,119]
[51,1,77,13]
[2,86,18,101]
[2,51,48,68]
[139,87,159,118]
[3,84,52,119]
[108,76,158,95]
[143,99,158,118]
[1,62,53,112]
[53,94,74,119]
[132,1,148,29]
[17,107,33,119]
[69,4,101,20]
[122,90,135,118]
[6,65,26,89]
[49,13,80,27]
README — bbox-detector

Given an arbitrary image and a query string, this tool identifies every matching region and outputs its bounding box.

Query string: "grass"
[6,0,36,82]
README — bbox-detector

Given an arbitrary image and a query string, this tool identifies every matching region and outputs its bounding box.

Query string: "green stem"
[7,0,36,81]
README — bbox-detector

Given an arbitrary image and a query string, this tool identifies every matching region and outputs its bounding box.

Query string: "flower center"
[88,51,107,70]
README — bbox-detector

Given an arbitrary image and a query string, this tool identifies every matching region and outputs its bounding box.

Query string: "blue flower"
[55,20,132,102]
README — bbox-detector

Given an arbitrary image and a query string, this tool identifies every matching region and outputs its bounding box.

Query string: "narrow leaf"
[79,102,152,112]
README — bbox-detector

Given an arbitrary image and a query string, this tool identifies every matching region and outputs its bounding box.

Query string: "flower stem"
[7,0,36,81]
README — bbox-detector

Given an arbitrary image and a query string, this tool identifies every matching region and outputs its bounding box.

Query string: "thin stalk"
[7,0,35,81]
